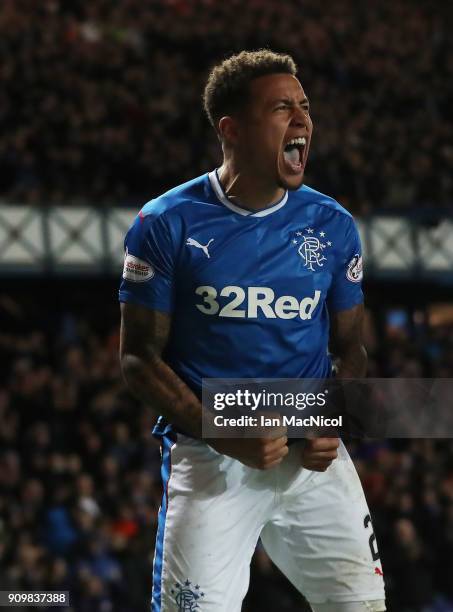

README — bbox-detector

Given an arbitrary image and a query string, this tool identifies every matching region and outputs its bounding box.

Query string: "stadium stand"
[0,0,452,213]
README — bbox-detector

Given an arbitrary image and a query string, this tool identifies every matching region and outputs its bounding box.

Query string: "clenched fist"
[301,437,339,471]
[209,426,288,470]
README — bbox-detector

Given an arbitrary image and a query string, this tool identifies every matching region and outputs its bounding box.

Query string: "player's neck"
[218,162,285,211]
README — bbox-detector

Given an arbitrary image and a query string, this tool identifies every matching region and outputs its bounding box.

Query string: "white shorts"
[151,435,385,611]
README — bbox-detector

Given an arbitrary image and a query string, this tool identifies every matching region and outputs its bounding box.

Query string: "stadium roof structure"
[0,206,453,283]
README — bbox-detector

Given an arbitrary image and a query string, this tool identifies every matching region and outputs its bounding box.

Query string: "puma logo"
[186,237,214,258]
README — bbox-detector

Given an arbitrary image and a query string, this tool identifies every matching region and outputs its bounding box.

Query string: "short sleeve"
[118,209,176,312]
[327,217,364,313]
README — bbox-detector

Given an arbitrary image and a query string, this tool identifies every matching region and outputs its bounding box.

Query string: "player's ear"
[218,116,239,146]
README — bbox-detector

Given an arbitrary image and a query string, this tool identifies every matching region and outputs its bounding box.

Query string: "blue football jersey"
[119,171,363,432]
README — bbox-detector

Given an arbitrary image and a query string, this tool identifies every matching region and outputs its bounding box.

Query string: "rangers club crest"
[171,580,205,611]
[292,227,332,271]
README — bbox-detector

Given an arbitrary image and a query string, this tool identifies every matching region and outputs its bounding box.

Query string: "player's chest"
[176,220,338,314]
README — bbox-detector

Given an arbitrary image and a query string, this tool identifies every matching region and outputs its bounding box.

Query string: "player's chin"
[277,169,305,191]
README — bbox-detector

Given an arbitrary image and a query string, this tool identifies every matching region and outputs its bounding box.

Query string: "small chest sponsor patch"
[346,254,363,283]
[123,250,154,282]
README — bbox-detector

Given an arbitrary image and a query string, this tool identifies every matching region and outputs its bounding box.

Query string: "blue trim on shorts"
[151,433,176,611]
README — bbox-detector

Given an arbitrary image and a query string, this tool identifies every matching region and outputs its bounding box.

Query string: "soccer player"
[119,50,386,612]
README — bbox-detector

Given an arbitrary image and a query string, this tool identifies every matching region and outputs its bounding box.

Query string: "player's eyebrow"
[273,97,310,107]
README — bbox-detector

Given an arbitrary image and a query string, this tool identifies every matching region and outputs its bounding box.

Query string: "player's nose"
[291,105,310,129]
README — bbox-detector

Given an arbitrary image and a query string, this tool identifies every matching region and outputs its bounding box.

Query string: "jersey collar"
[208,170,288,217]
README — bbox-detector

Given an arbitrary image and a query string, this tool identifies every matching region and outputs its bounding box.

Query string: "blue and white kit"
[119,171,385,611]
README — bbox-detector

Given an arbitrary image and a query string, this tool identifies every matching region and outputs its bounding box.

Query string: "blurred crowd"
[0,290,156,611]
[1,287,453,612]
[1,0,453,213]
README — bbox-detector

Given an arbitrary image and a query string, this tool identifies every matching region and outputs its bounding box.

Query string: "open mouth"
[283,136,307,173]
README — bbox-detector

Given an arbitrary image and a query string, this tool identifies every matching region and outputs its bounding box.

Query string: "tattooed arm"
[120,302,203,438]
[329,302,367,379]
[119,302,288,468]
[300,303,366,471]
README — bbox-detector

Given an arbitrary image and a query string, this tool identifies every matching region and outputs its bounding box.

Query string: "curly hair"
[203,49,297,132]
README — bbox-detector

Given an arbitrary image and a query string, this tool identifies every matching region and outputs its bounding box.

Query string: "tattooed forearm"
[120,302,203,438]
[333,344,367,379]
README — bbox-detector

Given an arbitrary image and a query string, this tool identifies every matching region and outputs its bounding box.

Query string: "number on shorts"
[364,513,380,561]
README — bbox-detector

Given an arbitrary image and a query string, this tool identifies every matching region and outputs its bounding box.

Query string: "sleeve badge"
[123,248,155,282]
[346,254,363,283]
